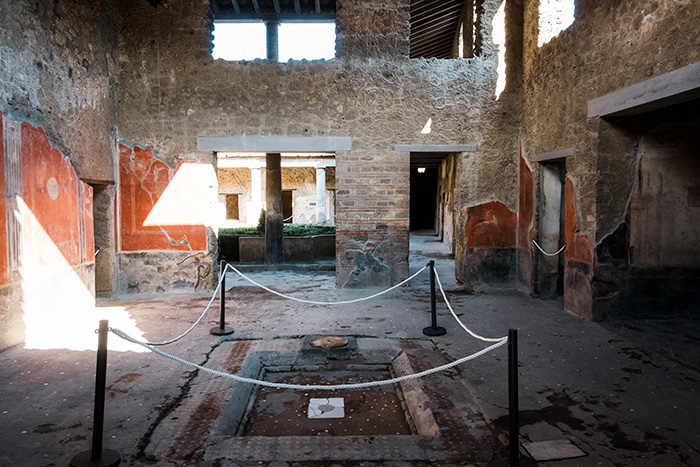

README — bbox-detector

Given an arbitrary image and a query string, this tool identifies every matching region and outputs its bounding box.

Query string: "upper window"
[538,0,575,47]
[211,0,337,62]
[213,21,336,62]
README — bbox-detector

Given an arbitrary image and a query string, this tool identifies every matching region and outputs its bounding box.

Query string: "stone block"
[239,237,265,263]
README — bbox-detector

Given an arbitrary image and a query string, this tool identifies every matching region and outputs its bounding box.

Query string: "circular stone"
[309,336,348,349]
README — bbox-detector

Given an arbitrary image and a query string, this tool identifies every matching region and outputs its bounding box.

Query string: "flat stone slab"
[308,397,345,419]
[522,439,587,462]
[301,335,357,359]
[309,336,348,349]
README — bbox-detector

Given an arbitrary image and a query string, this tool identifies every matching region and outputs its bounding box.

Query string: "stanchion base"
[210,326,234,336]
[70,449,121,467]
[491,457,538,467]
[423,326,447,336]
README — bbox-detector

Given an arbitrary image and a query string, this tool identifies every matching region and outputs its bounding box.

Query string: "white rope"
[110,327,507,390]
[532,239,567,257]
[226,263,429,305]
[131,266,227,347]
[433,269,507,343]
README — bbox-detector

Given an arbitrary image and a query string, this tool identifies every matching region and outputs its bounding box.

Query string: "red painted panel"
[0,112,7,285]
[465,201,517,248]
[517,155,534,249]
[118,144,207,251]
[84,183,95,262]
[565,178,594,264]
[21,123,82,267]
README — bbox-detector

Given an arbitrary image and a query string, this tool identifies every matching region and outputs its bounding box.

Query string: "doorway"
[92,184,115,297]
[409,167,438,231]
[282,189,293,223]
[537,160,566,300]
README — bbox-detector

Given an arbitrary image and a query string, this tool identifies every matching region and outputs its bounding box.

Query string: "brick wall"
[335,151,409,286]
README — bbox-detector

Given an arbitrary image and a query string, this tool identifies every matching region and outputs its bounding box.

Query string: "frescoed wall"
[116,144,217,294]
[1,113,96,349]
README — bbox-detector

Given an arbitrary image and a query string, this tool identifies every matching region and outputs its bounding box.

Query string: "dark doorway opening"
[410,167,438,231]
[282,190,293,224]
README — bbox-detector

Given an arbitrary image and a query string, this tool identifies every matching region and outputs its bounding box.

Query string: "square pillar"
[265,153,284,264]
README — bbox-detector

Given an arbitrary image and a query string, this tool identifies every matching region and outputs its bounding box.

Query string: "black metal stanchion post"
[423,260,446,336]
[211,260,234,336]
[492,329,537,467]
[70,320,121,467]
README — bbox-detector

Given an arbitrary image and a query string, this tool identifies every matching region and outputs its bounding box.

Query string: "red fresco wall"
[565,178,594,265]
[21,123,83,267]
[118,144,207,252]
[465,201,517,248]
[0,112,7,286]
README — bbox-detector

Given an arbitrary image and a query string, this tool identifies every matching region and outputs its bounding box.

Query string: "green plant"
[282,225,335,236]
[218,224,335,261]
[257,208,266,233]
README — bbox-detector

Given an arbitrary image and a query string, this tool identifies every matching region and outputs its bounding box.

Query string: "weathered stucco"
[218,166,336,226]
[0,0,116,182]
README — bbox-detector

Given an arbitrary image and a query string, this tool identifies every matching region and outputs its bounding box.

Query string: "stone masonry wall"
[0,0,117,182]
[114,0,520,287]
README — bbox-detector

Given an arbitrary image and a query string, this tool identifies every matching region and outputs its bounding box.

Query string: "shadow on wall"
[463,201,517,286]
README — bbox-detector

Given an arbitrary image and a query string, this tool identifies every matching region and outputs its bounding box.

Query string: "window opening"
[226,194,240,220]
[212,21,335,61]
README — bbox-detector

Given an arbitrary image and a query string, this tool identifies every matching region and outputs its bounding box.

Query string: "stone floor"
[1,233,699,466]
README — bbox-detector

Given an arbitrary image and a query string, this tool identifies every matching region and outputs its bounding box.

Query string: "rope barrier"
[433,269,508,343]
[132,266,228,347]
[123,263,428,346]
[110,326,507,390]
[532,239,566,257]
[226,263,429,305]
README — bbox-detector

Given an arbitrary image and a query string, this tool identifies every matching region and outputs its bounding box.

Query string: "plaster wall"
[436,154,458,252]
[520,0,700,318]
[218,165,337,227]
[0,0,117,346]
[116,144,217,293]
[629,127,700,268]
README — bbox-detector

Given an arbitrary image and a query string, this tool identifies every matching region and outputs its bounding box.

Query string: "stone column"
[265,153,284,264]
[249,166,263,224]
[316,166,327,225]
[266,21,279,61]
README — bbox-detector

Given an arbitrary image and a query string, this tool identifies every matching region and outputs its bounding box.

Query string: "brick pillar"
[335,151,410,287]
[265,153,283,264]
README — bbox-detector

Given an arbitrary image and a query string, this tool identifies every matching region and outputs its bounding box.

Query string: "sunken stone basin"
[145,337,501,464]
